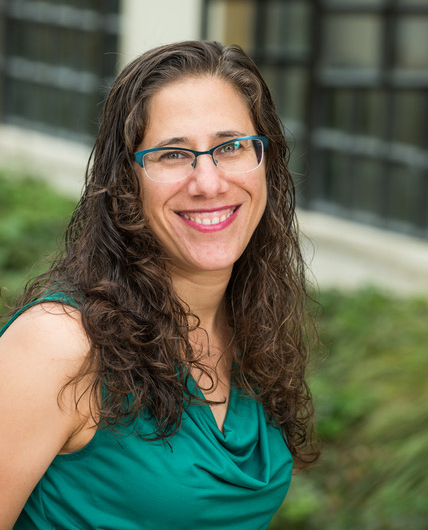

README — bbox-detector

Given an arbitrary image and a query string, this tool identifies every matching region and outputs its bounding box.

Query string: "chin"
[183,254,238,274]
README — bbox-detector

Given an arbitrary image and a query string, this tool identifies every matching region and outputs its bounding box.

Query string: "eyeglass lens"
[143,138,264,182]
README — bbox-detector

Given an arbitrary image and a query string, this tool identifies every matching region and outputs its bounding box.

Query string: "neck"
[170,266,233,357]
[171,267,231,327]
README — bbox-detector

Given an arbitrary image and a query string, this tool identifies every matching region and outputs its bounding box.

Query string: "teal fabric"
[0,292,80,336]
[2,295,293,530]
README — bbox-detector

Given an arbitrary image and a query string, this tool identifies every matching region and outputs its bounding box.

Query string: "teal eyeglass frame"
[134,135,269,170]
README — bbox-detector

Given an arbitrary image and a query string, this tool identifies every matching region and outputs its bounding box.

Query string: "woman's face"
[135,76,267,276]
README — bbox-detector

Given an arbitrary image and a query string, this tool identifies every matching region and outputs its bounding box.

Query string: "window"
[0,0,120,143]
[203,0,428,238]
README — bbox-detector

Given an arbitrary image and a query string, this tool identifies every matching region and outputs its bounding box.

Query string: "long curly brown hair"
[19,41,318,467]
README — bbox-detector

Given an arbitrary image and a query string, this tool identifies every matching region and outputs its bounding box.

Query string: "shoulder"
[0,301,91,419]
[1,301,88,360]
[0,302,93,526]
[0,301,91,424]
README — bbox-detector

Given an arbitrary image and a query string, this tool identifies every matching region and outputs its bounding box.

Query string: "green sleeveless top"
[1,294,293,530]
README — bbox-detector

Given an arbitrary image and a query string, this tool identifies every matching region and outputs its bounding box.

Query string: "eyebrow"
[215,130,246,140]
[155,137,187,148]
[154,130,247,149]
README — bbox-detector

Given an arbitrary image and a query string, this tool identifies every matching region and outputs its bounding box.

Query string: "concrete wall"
[0,125,90,197]
[299,210,428,298]
[119,0,203,68]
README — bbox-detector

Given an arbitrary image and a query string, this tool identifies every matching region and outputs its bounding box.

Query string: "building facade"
[1,0,427,242]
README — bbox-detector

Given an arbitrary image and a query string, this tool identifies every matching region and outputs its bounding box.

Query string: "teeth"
[181,208,235,225]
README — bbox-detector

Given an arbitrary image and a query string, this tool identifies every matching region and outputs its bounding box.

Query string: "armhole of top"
[0,293,80,337]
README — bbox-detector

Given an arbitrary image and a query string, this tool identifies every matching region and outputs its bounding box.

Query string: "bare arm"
[0,303,91,529]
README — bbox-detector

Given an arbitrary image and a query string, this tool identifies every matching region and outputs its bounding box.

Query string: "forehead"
[150,74,249,107]
[141,76,255,148]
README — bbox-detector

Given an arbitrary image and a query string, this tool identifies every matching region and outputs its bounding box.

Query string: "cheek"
[139,179,180,227]
[140,183,159,224]
[257,172,268,211]
[139,175,162,215]
[261,175,268,203]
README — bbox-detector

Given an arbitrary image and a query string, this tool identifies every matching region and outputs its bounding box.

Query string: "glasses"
[134,135,269,182]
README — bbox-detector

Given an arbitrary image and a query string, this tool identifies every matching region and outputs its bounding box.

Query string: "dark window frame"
[202,0,428,239]
[0,0,120,144]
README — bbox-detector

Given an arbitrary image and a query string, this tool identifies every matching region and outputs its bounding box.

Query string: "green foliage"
[271,289,428,530]
[0,170,76,317]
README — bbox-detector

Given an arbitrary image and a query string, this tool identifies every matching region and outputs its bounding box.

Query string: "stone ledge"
[298,209,428,297]
[0,124,88,197]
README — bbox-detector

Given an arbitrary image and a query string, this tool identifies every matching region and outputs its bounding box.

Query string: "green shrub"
[0,170,76,318]
[271,289,428,530]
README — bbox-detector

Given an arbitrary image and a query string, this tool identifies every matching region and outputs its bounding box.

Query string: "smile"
[177,206,238,225]
[176,206,239,229]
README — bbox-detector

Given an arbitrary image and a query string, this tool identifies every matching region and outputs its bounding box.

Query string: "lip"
[175,205,241,232]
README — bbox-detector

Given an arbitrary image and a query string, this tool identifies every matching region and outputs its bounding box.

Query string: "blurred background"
[0,0,427,528]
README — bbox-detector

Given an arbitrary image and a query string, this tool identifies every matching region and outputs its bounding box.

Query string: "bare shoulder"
[0,300,92,441]
[0,301,92,445]
[0,303,92,527]
[1,301,88,358]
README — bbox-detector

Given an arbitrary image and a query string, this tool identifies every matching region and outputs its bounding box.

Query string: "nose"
[187,153,229,198]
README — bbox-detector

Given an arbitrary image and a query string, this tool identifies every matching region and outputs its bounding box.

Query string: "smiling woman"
[137,76,267,274]
[0,41,319,530]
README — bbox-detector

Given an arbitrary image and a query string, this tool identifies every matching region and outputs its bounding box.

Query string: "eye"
[159,150,187,160]
[155,150,193,164]
[220,141,242,154]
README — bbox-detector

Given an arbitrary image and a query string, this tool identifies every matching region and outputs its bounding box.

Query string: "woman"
[0,41,318,529]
